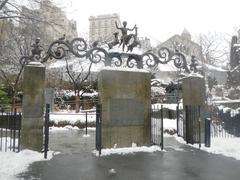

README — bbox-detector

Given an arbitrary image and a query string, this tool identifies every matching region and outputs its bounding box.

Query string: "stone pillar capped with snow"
[182,73,206,144]
[98,67,151,148]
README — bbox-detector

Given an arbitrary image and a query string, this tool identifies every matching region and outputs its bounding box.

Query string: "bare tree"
[0,0,53,22]
[65,57,93,113]
[0,22,31,110]
[0,0,71,110]
[198,32,230,66]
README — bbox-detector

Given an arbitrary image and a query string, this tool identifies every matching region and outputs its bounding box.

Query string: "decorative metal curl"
[172,52,188,69]
[141,47,189,72]
[126,54,142,68]
[70,38,87,57]
[142,52,159,67]
[109,52,123,67]
[157,47,172,64]
[87,47,108,65]
[19,36,196,74]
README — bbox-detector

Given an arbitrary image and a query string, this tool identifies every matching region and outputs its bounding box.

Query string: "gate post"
[205,118,211,147]
[96,104,102,155]
[176,105,179,136]
[161,105,164,150]
[21,62,45,152]
[44,104,50,159]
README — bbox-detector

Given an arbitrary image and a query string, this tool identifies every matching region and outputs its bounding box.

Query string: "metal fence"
[209,107,240,138]
[0,109,22,152]
[151,105,164,150]
[210,121,235,138]
[184,105,201,145]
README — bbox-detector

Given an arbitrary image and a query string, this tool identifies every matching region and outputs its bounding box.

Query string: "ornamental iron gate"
[151,105,164,150]
[0,108,22,152]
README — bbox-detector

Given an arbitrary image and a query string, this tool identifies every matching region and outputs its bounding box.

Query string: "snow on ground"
[163,118,176,131]
[49,126,96,131]
[93,144,163,156]
[83,134,91,138]
[152,103,183,110]
[50,111,96,124]
[0,137,54,180]
[175,135,240,160]
[154,118,240,160]
[152,118,177,132]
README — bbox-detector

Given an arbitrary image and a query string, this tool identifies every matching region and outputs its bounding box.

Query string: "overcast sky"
[54,0,240,46]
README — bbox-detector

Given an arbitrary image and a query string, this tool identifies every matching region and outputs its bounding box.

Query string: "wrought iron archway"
[19,21,198,72]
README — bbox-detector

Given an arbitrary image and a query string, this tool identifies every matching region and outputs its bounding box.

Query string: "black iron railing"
[0,108,22,152]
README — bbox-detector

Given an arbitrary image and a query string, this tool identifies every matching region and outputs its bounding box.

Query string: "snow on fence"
[210,123,235,138]
[211,106,240,137]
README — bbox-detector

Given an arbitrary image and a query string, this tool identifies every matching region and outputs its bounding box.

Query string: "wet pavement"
[19,130,240,180]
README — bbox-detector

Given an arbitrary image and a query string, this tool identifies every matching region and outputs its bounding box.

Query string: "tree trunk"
[75,95,80,113]
[11,93,16,112]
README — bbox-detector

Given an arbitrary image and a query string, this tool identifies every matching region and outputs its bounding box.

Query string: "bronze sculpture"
[115,21,136,52]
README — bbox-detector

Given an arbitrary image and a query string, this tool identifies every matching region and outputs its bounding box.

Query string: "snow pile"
[175,136,240,160]
[163,118,176,131]
[100,66,150,73]
[187,72,204,78]
[93,144,163,156]
[55,89,98,99]
[0,139,54,180]
[49,125,79,131]
[50,112,96,124]
[217,105,240,117]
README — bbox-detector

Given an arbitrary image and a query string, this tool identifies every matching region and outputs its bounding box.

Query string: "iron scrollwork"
[142,47,189,72]
[20,36,110,66]
[19,20,196,73]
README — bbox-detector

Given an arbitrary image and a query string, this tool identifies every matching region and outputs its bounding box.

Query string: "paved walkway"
[19,130,240,180]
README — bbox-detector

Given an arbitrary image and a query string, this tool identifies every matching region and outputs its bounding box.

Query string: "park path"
[19,130,240,180]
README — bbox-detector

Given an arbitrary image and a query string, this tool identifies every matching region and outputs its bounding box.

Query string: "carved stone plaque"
[110,98,144,126]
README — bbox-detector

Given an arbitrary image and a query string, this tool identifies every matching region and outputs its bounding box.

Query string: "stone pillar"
[45,88,54,112]
[21,62,45,151]
[98,68,151,148]
[182,75,206,143]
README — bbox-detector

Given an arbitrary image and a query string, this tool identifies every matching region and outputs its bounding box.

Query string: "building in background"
[89,14,121,43]
[155,29,227,84]
[157,29,204,61]
[21,0,77,44]
[139,37,152,51]
[0,19,12,42]
[39,0,77,40]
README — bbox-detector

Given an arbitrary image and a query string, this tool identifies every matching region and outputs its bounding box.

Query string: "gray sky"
[54,0,240,46]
